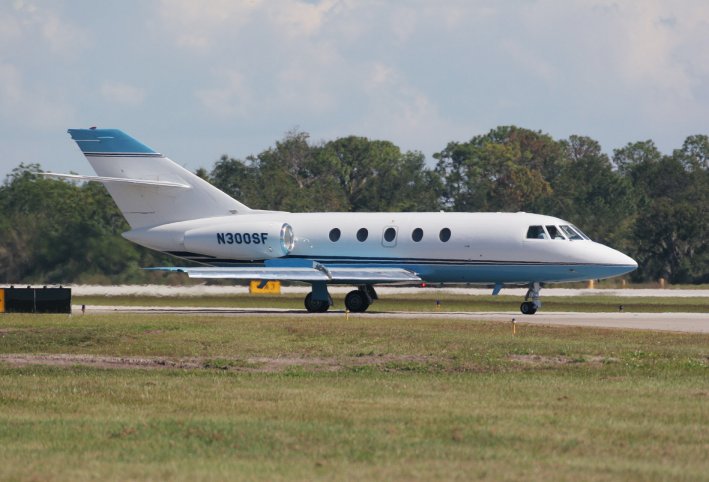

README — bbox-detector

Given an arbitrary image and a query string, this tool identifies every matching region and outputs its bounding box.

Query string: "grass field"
[75,292,709,313]
[0,309,707,481]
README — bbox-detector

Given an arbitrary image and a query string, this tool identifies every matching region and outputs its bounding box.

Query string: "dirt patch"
[0,353,438,373]
[0,354,202,370]
[508,354,616,366]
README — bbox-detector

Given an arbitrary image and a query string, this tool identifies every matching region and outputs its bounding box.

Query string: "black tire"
[304,293,329,313]
[520,301,537,315]
[345,290,370,313]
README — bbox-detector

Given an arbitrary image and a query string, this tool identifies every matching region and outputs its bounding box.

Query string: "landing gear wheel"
[520,301,537,315]
[345,290,370,313]
[304,293,330,313]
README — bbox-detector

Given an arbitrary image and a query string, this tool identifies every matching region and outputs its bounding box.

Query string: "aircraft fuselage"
[123,211,637,285]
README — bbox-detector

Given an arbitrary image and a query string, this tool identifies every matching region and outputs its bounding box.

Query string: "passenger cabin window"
[439,228,451,242]
[560,225,584,240]
[412,228,423,242]
[546,225,565,240]
[357,228,369,242]
[526,225,547,239]
[329,228,341,242]
[382,226,398,247]
[383,227,396,242]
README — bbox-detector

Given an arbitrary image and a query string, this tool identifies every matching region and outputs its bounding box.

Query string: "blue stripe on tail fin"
[68,129,157,154]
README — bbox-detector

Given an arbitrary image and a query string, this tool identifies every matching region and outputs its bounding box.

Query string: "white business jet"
[47,128,637,314]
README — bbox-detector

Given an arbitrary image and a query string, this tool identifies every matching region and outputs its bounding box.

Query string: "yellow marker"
[249,280,281,294]
[512,318,516,335]
[345,309,350,321]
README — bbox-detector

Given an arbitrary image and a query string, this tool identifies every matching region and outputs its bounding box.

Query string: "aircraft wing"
[149,266,421,283]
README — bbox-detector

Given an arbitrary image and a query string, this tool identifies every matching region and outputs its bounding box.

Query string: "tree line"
[0,126,706,284]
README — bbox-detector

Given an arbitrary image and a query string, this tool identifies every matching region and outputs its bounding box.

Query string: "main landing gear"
[304,284,378,313]
[520,282,542,315]
[304,292,330,313]
[304,281,333,313]
[344,285,378,313]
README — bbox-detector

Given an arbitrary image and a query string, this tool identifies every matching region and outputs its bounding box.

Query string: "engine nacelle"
[184,221,294,260]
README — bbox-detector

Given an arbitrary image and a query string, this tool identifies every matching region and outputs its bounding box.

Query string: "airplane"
[46,128,638,315]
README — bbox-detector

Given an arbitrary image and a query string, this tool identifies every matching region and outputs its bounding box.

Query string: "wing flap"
[149,266,421,283]
[326,267,422,282]
[153,267,330,281]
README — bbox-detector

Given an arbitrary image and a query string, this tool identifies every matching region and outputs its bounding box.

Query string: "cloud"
[100,82,147,107]
[0,62,73,129]
[156,0,264,50]
[6,0,87,55]
[3,0,709,183]
[157,0,338,49]
[196,70,251,118]
[269,0,337,38]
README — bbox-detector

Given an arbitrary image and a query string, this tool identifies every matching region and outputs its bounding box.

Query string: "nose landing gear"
[520,301,537,315]
[520,282,542,315]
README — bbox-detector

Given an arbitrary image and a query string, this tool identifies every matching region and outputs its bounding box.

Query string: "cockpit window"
[571,225,591,240]
[560,225,584,240]
[546,225,566,240]
[526,226,547,239]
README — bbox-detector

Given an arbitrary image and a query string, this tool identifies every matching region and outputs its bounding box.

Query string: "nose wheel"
[520,301,537,315]
[520,282,542,315]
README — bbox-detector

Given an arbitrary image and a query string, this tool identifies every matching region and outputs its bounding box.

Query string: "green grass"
[75,292,709,313]
[0,313,707,481]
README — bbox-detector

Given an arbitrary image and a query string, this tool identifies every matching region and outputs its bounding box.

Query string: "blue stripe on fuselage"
[163,252,635,283]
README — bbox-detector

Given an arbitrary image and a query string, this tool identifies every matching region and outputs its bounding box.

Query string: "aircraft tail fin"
[67,128,252,229]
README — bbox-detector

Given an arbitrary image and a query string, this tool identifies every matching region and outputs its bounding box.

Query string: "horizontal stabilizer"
[41,172,191,189]
[148,266,422,283]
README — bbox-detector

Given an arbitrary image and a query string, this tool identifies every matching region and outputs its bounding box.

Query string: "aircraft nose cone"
[628,255,639,270]
[604,246,638,275]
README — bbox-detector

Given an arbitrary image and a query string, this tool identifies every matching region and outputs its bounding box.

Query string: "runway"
[79,305,709,334]
[70,284,709,297]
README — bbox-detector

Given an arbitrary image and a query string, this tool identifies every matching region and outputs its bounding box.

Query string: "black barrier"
[4,287,72,314]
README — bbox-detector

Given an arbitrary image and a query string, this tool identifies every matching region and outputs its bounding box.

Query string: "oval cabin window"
[412,228,423,242]
[357,228,369,242]
[384,227,396,242]
[439,228,451,242]
[329,228,341,242]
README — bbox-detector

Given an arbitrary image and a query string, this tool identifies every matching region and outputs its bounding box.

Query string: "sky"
[1,0,709,179]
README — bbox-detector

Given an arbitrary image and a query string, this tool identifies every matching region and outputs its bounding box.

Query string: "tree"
[210,130,347,212]
[615,138,708,283]
[612,140,663,179]
[0,164,175,283]
[319,136,441,211]
[434,126,562,212]
[550,136,635,248]
[211,131,441,213]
